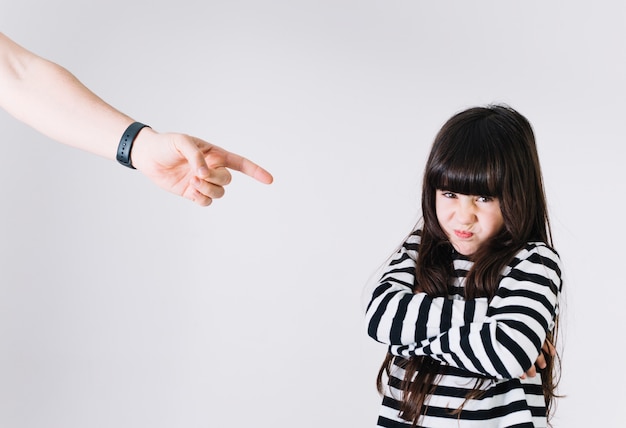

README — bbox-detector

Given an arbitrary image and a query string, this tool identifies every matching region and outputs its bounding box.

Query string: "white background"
[1,1,624,427]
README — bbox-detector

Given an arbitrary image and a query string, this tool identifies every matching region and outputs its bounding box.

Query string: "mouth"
[454,230,473,239]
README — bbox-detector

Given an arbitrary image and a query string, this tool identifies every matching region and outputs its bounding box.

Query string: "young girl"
[365,105,562,428]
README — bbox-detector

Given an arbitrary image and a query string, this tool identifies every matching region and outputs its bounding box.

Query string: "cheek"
[434,200,442,221]
[435,197,453,216]
[435,204,448,226]
[489,213,505,234]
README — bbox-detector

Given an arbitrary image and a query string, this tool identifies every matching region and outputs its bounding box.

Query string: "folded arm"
[389,244,562,380]
[366,232,489,345]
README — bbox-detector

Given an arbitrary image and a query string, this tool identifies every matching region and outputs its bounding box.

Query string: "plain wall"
[1,1,624,427]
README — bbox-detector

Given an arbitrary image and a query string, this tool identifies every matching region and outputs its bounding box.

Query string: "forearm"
[0,32,132,159]
[365,231,489,345]
[390,320,547,379]
[389,244,562,380]
[367,281,488,345]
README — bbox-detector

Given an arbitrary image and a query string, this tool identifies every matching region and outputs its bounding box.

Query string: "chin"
[453,244,478,256]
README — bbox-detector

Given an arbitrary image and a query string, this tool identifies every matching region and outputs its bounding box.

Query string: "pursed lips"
[454,230,474,239]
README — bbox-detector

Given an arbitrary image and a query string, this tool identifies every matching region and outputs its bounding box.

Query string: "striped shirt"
[365,230,562,428]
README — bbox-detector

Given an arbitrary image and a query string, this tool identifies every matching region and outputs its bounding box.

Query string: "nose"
[456,198,477,225]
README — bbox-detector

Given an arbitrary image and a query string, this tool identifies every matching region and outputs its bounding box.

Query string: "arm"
[365,231,489,345]
[0,32,272,206]
[389,243,562,380]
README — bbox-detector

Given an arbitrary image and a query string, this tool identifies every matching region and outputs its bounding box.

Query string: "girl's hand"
[520,339,555,379]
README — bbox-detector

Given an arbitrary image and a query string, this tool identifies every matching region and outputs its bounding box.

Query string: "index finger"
[535,351,547,370]
[523,365,537,378]
[542,340,556,357]
[222,150,273,184]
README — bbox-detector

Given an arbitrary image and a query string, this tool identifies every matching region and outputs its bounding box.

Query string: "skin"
[435,189,552,378]
[521,340,555,379]
[435,190,504,256]
[0,32,272,206]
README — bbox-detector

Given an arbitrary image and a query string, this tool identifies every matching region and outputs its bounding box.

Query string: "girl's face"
[435,190,505,256]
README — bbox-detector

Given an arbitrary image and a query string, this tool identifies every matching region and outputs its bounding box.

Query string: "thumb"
[173,135,211,178]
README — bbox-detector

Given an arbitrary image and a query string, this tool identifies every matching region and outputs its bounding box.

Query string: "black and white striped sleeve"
[365,232,488,346]
[389,243,562,380]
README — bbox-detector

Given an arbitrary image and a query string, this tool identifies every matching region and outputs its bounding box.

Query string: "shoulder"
[512,242,561,270]
[405,229,422,245]
[392,229,421,263]
[402,229,422,253]
[506,242,563,287]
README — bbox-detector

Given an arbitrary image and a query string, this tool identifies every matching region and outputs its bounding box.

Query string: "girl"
[365,105,562,427]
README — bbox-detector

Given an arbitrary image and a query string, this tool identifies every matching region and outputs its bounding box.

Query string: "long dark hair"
[377,104,560,425]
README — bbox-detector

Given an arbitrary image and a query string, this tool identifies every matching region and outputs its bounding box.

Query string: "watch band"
[116,122,150,169]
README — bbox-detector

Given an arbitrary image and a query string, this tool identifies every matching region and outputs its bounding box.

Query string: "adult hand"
[131,128,273,206]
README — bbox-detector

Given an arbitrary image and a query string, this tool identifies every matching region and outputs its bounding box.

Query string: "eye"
[476,195,495,203]
[440,190,456,198]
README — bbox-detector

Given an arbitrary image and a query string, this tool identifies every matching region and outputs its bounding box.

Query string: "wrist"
[128,126,158,171]
[116,122,151,169]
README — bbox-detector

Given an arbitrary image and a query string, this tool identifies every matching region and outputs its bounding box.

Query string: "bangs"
[433,157,502,197]
[428,119,505,197]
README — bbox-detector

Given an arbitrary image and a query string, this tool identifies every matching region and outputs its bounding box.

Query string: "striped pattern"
[366,230,562,427]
